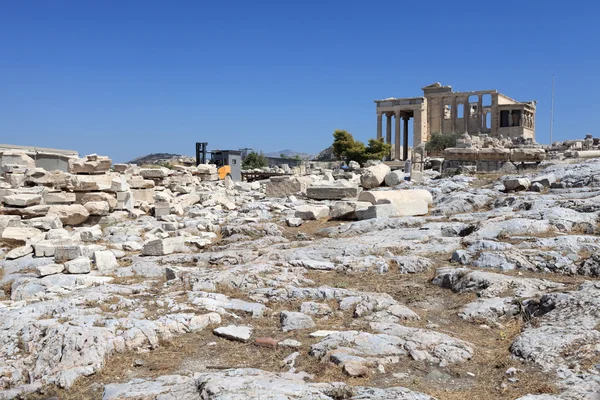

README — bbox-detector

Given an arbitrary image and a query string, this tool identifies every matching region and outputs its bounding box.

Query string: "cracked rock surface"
[1,158,600,399]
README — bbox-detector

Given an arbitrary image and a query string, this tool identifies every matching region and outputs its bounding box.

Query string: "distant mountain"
[264,149,315,159]
[127,153,195,166]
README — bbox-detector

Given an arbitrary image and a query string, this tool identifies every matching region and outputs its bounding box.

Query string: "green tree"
[364,138,391,161]
[426,132,462,152]
[331,130,391,165]
[332,129,355,160]
[242,151,268,169]
[344,140,367,164]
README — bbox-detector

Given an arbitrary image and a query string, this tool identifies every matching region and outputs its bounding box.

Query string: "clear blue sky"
[1,1,598,162]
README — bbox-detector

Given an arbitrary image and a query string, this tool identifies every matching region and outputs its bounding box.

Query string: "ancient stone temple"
[375,82,537,160]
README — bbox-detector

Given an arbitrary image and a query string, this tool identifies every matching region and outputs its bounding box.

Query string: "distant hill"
[264,149,315,160]
[314,146,336,161]
[127,153,195,166]
[129,149,321,165]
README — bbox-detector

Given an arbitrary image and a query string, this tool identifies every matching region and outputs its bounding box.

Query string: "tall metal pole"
[550,74,555,145]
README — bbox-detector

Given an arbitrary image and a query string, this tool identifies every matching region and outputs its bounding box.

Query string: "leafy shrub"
[242,151,268,169]
[426,132,462,152]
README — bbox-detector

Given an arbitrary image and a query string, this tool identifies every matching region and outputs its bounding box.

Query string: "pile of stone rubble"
[441,133,546,174]
[1,150,600,399]
[549,134,600,159]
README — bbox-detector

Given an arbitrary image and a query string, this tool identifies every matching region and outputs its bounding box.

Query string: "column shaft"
[394,112,401,161]
[464,98,470,133]
[376,113,383,140]
[386,114,392,144]
[477,95,483,132]
[403,117,409,160]
[451,97,457,134]
[386,114,392,160]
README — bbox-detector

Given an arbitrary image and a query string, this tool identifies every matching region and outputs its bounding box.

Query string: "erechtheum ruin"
[375,82,537,160]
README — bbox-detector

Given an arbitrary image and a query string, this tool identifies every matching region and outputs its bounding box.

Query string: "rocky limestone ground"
[1,158,600,399]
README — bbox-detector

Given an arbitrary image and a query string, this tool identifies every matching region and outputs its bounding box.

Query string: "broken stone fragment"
[330,201,373,220]
[1,226,44,243]
[141,237,186,256]
[300,301,333,316]
[131,188,155,205]
[265,176,312,198]
[0,215,21,236]
[27,169,70,188]
[35,240,57,257]
[191,291,266,317]
[358,189,433,206]
[79,226,103,242]
[139,168,170,179]
[289,259,336,270]
[503,178,531,192]
[70,174,114,191]
[294,205,329,220]
[1,205,50,218]
[360,163,391,189]
[110,176,130,192]
[22,216,63,231]
[305,185,361,200]
[47,204,90,225]
[94,250,119,272]
[286,217,302,227]
[530,182,545,192]
[36,263,65,277]
[531,173,556,187]
[355,203,400,220]
[213,325,253,342]
[162,221,178,231]
[5,244,33,260]
[122,241,143,251]
[343,360,370,377]
[189,313,221,331]
[127,176,155,189]
[84,201,110,216]
[376,198,428,217]
[68,155,112,174]
[3,193,42,207]
[175,193,201,208]
[115,191,134,211]
[384,170,405,187]
[65,256,91,274]
[81,192,117,209]
[278,339,302,348]
[510,148,546,163]
[54,242,82,262]
[1,151,36,170]
[280,311,316,332]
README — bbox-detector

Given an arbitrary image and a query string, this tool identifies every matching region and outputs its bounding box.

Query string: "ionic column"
[477,95,483,132]
[386,114,392,160]
[403,117,410,160]
[376,113,383,140]
[394,111,401,161]
[451,97,457,134]
[464,98,470,133]
[386,114,392,144]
